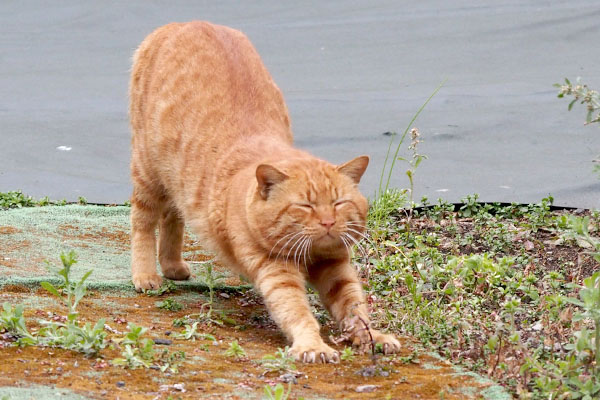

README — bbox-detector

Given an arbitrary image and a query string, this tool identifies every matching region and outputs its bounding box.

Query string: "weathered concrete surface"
[1,1,599,208]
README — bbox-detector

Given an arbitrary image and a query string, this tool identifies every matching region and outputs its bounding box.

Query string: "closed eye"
[293,203,314,211]
[334,199,350,209]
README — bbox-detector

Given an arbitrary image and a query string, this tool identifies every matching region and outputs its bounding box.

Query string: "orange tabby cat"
[129,21,400,362]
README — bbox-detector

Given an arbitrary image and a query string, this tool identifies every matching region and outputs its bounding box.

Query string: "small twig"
[489,335,502,377]
[356,315,376,362]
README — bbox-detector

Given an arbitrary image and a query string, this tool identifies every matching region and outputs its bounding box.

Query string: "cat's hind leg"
[158,206,190,281]
[130,185,163,291]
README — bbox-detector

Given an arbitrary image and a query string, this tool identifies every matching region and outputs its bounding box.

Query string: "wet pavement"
[1,1,599,208]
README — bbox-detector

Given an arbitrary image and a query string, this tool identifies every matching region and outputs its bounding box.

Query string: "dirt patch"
[0,290,497,399]
[1,284,32,293]
[0,226,21,234]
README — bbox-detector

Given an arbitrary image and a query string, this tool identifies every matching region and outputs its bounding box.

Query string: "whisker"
[340,234,351,255]
[345,221,374,235]
[343,232,368,260]
[300,237,311,274]
[345,223,383,261]
[276,231,305,260]
[345,227,372,243]
[306,237,313,263]
[294,236,308,269]
[269,230,301,258]
[285,234,306,266]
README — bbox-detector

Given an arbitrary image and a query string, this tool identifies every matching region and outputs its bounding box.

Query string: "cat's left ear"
[256,164,289,200]
[337,155,369,184]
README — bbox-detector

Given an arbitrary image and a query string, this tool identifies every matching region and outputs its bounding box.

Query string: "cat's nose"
[320,218,335,231]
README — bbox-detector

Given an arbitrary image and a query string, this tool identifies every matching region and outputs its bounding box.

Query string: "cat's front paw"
[371,330,401,355]
[132,273,163,292]
[342,316,401,354]
[289,341,340,364]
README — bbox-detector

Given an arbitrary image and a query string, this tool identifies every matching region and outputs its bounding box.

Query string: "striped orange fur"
[128,21,400,362]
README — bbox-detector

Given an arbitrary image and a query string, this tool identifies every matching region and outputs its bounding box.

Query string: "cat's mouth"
[317,231,342,244]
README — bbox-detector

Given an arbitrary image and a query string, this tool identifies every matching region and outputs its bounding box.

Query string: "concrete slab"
[1,1,599,208]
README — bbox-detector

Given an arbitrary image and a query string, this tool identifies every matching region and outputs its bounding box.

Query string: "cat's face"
[250,156,369,264]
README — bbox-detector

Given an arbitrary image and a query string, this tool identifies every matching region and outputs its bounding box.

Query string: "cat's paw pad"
[289,342,340,364]
[372,331,401,355]
[161,261,191,281]
[133,273,163,292]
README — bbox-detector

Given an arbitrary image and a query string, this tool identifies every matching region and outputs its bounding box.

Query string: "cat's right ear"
[256,164,289,200]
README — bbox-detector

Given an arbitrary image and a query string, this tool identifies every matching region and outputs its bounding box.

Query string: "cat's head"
[249,155,369,264]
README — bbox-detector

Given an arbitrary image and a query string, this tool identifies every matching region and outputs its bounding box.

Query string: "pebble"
[356,384,378,393]
[279,373,297,384]
[116,381,125,388]
[355,366,376,377]
[153,338,172,345]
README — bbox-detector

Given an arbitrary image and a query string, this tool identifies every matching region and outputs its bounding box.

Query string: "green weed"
[156,298,184,311]
[224,340,246,359]
[258,347,297,375]
[172,321,215,342]
[340,346,355,362]
[263,383,296,400]
[38,251,107,356]
[112,322,155,369]
[144,279,177,296]
[0,303,36,346]
[0,191,67,209]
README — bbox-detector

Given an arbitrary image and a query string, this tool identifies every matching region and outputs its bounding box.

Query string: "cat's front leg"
[309,260,401,355]
[254,262,340,363]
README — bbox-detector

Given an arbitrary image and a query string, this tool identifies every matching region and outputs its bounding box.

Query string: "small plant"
[458,194,480,217]
[38,250,107,356]
[258,347,297,375]
[397,350,420,365]
[401,127,427,224]
[120,322,148,345]
[156,298,184,311]
[562,215,600,260]
[144,279,177,296]
[555,77,600,175]
[172,321,216,342]
[556,77,600,125]
[378,81,444,199]
[0,190,36,209]
[112,322,155,369]
[38,317,107,356]
[77,196,88,205]
[157,349,186,373]
[0,303,36,346]
[224,340,246,359]
[112,340,155,369]
[566,272,600,374]
[41,250,91,316]
[197,263,227,322]
[0,191,68,208]
[263,383,293,400]
[340,346,355,362]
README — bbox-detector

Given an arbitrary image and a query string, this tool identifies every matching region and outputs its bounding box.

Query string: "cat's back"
[130,21,291,150]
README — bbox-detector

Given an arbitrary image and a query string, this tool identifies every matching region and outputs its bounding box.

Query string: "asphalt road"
[2,1,599,208]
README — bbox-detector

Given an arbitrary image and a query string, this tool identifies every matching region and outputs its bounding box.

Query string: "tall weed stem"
[377,80,446,199]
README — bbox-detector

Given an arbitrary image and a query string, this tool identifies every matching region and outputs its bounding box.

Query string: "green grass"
[364,192,600,398]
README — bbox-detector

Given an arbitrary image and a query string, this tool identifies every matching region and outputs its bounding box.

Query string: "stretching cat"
[129,21,400,363]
